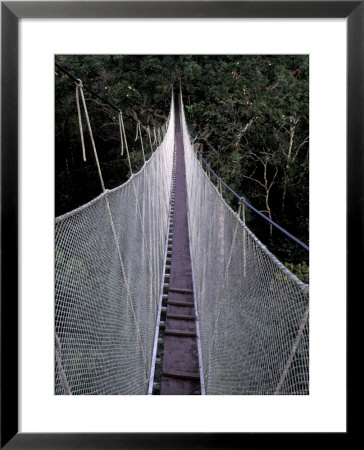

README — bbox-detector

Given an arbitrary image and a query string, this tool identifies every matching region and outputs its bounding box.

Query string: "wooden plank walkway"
[160,93,201,395]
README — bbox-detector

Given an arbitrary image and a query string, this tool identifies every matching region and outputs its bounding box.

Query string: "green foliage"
[285,261,309,284]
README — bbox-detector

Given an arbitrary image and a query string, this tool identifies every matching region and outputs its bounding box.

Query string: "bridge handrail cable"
[193,145,309,252]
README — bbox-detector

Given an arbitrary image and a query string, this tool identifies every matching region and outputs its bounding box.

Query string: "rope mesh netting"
[55,99,175,395]
[181,98,309,395]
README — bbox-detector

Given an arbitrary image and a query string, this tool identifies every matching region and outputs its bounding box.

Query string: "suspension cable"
[195,147,309,252]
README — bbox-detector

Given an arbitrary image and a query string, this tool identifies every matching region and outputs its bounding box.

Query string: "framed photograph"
[1,1,355,448]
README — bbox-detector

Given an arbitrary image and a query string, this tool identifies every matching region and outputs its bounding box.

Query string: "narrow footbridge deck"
[160,94,201,395]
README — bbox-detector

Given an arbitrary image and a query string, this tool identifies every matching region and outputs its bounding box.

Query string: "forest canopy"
[55,55,309,276]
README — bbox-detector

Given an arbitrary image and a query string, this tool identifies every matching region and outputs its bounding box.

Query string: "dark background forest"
[55,55,309,281]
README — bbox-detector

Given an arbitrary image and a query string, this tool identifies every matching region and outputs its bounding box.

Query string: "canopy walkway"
[157,92,202,395]
[55,84,309,396]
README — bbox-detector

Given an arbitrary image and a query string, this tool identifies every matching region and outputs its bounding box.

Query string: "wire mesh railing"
[55,98,175,395]
[181,95,309,395]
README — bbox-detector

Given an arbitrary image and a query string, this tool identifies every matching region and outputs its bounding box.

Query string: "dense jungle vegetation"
[55,55,309,279]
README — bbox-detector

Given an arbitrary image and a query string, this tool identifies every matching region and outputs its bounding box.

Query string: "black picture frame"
[1,1,355,448]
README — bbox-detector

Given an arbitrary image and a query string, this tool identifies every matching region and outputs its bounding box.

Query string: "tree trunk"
[282,122,296,213]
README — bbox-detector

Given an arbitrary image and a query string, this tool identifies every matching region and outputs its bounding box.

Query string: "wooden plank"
[169,287,194,294]
[167,314,195,321]
[167,300,194,307]
[162,370,200,381]
[165,329,197,338]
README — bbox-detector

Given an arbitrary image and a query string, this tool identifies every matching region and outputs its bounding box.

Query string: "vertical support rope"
[130,122,156,318]
[118,111,124,156]
[130,186,156,312]
[137,122,146,164]
[104,194,149,381]
[147,126,153,153]
[75,83,86,162]
[75,79,106,192]
[55,334,72,395]
[118,110,133,176]
[238,198,247,278]
[274,303,309,394]
[205,215,240,385]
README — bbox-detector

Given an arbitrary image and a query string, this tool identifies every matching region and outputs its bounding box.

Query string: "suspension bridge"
[55,75,309,396]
